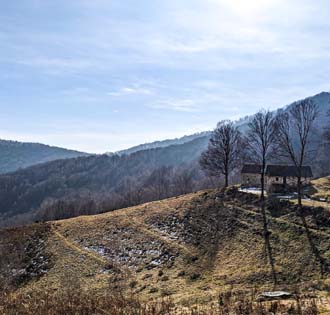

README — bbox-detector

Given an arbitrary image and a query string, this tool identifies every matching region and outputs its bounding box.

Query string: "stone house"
[241,164,313,192]
[241,164,262,187]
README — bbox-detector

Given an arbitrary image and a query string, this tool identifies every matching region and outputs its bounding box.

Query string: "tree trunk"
[297,176,302,214]
[225,173,228,188]
[261,163,265,199]
[224,161,229,188]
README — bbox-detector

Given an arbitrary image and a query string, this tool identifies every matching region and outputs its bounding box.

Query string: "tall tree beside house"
[200,121,241,187]
[247,110,277,198]
[275,99,326,275]
[246,110,277,285]
[275,99,318,209]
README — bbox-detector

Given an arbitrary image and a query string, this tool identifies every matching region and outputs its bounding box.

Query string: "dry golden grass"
[311,177,330,200]
[2,187,330,311]
[0,285,322,315]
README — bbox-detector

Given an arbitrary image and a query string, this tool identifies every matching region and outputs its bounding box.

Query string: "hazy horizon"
[1,0,330,153]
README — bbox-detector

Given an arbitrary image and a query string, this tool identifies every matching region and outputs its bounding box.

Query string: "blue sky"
[1,0,330,153]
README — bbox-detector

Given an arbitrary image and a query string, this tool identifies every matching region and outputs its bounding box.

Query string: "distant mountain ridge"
[0,140,89,174]
[112,92,330,157]
[110,131,212,156]
[1,91,329,176]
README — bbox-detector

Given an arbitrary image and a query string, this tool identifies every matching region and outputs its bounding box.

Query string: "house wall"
[266,176,284,186]
[241,173,261,187]
[266,176,312,192]
[266,176,312,186]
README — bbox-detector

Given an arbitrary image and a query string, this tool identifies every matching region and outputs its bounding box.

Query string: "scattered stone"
[142,273,152,280]
[160,275,169,282]
[256,291,292,302]
[129,280,138,288]
[149,287,158,294]
[177,270,185,277]
[189,273,201,281]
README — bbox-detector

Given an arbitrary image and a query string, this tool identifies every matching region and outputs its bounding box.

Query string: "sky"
[1,0,330,153]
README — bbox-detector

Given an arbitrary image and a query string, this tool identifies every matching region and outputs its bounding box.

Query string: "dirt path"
[51,225,108,266]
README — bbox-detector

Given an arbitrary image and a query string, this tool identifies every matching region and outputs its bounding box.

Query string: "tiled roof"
[266,165,313,178]
[241,164,262,174]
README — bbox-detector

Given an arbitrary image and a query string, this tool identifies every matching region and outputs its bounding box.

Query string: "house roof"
[241,164,262,174]
[241,164,313,178]
[265,165,313,178]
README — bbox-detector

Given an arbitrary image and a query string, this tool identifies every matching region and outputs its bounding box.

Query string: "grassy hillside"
[311,177,330,200]
[2,188,330,308]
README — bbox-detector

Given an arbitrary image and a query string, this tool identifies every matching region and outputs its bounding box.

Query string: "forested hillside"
[0,136,211,227]
[113,132,211,156]
[0,140,89,174]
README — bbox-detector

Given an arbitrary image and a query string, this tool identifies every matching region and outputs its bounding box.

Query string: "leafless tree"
[275,99,326,275]
[247,110,276,198]
[247,110,277,285]
[173,169,194,195]
[200,121,241,188]
[275,99,318,209]
[145,166,173,200]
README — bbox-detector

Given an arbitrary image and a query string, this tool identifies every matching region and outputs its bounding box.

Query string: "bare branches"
[246,110,276,193]
[247,110,276,162]
[275,98,318,210]
[274,112,298,166]
[275,98,318,169]
[200,121,241,187]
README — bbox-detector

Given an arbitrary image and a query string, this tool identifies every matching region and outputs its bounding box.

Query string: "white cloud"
[149,99,199,112]
[108,87,153,97]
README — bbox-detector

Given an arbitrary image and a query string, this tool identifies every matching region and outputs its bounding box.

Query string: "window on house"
[276,177,279,181]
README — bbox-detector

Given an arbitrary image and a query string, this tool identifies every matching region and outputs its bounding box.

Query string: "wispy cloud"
[149,99,199,112]
[1,0,330,152]
[108,87,153,97]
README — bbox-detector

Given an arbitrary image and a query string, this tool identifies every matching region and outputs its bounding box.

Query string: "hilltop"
[2,187,330,305]
[0,139,89,174]
[112,132,212,156]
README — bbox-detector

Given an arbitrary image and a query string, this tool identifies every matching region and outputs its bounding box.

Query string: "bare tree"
[247,110,276,198]
[275,99,318,209]
[275,99,327,275]
[200,121,241,187]
[247,110,277,285]
[145,166,173,200]
[173,169,194,195]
